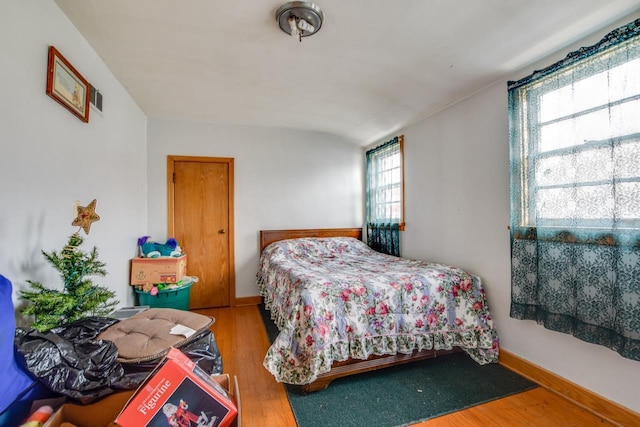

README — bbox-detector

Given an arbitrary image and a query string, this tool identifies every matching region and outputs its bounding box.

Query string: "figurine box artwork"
[115,347,237,427]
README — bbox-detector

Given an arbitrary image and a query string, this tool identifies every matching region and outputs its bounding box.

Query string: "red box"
[130,255,187,285]
[115,348,237,427]
[42,374,240,427]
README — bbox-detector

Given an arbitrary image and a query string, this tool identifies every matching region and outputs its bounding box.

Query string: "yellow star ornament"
[72,199,100,234]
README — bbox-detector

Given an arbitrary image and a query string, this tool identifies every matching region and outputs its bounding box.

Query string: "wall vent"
[90,86,103,113]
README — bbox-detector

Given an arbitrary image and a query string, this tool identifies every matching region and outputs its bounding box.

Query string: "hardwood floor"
[195,305,619,427]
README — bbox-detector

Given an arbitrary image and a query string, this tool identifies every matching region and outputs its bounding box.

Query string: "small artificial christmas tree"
[19,199,118,331]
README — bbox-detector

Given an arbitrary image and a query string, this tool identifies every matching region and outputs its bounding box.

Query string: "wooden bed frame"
[259,227,460,393]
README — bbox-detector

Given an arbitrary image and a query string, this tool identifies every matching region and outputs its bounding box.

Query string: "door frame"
[167,155,236,307]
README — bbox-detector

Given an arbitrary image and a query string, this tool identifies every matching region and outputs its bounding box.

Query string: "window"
[510,34,640,236]
[365,135,404,228]
[508,19,640,362]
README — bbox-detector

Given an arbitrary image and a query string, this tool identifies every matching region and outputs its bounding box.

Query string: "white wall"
[399,13,640,412]
[0,1,148,317]
[5,0,637,413]
[147,118,363,298]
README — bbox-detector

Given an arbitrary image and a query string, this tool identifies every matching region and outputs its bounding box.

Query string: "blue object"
[0,275,55,425]
[139,237,181,258]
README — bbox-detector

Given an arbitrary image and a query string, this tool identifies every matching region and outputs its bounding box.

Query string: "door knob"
[219,229,226,234]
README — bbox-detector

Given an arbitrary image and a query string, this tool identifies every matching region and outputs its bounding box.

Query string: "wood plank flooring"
[195,305,618,427]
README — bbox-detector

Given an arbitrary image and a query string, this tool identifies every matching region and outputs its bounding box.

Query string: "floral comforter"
[257,237,499,385]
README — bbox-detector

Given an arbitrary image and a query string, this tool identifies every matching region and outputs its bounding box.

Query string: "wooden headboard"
[259,228,363,251]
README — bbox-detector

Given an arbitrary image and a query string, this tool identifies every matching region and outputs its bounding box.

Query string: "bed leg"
[301,378,332,394]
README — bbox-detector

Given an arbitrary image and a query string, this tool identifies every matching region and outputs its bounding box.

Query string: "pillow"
[280,237,363,258]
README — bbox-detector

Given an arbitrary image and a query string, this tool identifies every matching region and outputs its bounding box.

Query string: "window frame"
[365,135,405,231]
[511,40,640,235]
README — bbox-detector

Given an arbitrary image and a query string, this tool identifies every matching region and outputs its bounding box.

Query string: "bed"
[257,228,499,392]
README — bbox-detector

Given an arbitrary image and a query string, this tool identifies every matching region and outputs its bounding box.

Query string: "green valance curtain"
[508,19,640,361]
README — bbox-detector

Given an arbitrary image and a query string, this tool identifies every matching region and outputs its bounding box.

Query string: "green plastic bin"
[135,282,193,310]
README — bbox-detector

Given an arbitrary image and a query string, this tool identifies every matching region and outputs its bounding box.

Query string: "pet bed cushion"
[97,308,214,363]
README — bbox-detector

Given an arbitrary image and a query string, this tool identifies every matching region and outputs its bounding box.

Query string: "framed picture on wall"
[45,46,90,123]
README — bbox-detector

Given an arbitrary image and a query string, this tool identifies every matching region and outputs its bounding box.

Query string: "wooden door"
[168,156,235,309]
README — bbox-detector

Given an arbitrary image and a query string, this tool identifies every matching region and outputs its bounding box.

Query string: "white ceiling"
[54,0,640,146]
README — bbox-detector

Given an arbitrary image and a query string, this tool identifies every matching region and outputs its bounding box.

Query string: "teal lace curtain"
[366,223,400,256]
[366,137,402,256]
[508,19,640,361]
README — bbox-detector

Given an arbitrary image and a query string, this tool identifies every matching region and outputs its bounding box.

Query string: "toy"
[137,236,182,258]
[140,283,167,294]
[137,276,197,296]
[162,399,217,427]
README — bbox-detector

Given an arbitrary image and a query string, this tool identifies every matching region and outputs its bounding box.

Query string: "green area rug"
[259,304,537,427]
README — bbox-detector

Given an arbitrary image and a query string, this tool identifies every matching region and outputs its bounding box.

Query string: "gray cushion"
[97,308,214,363]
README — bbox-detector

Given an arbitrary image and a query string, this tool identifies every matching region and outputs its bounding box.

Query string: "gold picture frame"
[46,46,90,122]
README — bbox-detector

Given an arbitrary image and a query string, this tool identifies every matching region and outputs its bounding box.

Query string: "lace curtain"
[508,19,640,361]
[366,223,400,257]
[366,137,402,256]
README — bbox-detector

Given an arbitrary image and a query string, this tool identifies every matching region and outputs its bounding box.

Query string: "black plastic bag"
[15,317,129,404]
[15,317,223,404]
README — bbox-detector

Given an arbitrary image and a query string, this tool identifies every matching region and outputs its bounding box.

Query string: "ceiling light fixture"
[276,1,324,42]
